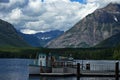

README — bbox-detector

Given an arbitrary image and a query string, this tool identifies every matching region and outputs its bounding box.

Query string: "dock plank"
[30,73,75,77]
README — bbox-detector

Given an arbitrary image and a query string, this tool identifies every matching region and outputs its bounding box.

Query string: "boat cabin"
[32,52,75,68]
[38,53,47,66]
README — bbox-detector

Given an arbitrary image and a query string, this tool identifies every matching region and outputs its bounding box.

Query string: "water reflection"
[0,59,29,80]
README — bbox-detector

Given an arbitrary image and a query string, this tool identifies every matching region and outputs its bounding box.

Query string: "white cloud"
[86,0,120,8]
[25,20,49,31]
[75,3,99,19]
[0,0,120,34]
[9,8,22,20]
[24,0,43,15]
[20,29,39,34]
[3,8,23,25]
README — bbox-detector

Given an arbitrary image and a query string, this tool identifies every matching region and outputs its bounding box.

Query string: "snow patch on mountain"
[41,37,51,40]
[114,16,118,22]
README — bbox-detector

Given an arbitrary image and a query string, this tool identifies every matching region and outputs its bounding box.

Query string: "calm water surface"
[0,59,119,80]
[0,59,29,80]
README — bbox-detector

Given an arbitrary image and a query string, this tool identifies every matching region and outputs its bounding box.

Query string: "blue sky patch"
[70,0,86,4]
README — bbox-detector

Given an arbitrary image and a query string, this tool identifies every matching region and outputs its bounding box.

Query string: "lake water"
[0,59,29,80]
[0,59,119,80]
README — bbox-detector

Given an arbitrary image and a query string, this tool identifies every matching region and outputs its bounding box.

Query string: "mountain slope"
[19,30,64,47]
[46,3,120,48]
[0,19,29,47]
[95,32,120,48]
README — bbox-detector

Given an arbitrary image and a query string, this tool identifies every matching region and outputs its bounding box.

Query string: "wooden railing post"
[77,63,80,80]
[86,63,90,70]
[115,62,119,80]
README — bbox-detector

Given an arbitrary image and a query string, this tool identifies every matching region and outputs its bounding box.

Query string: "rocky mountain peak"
[102,3,120,12]
[89,3,120,24]
[46,3,120,48]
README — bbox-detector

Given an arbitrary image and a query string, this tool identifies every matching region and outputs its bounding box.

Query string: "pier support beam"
[115,62,119,80]
[77,63,80,80]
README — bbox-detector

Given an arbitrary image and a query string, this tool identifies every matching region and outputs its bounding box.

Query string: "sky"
[0,0,120,34]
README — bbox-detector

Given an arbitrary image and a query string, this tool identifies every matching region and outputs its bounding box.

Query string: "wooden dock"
[30,73,75,77]
[76,62,120,80]
[40,73,75,77]
[80,71,118,77]
[29,71,120,77]
[29,62,120,80]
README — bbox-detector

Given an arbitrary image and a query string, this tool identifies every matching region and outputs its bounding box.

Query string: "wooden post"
[115,62,119,80]
[86,63,90,70]
[77,63,80,80]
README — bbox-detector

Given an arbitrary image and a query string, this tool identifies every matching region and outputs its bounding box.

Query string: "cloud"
[23,0,43,16]
[21,29,39,34]
[9,8,22,20]
[86,0,120,8]
[0,0,120,34]
[0,0,27,11]
[0,0,9,3]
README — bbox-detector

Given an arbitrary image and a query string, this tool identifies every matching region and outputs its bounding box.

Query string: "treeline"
[0,47,40,58]
[113,45,120,60]
[42,47,120,60]
[0,46,120,60]
[40,48,114,60]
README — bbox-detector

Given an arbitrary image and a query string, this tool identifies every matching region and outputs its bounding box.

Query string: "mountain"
[18,30,64,47]
[95,32,120,48]
[46,3,120,48]
[0,19,29,47]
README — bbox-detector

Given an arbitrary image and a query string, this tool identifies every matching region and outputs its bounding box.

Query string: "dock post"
[115,62,119,80]
[86,63,90,70]
[77,63,80,80]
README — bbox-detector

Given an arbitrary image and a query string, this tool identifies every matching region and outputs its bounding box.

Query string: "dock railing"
[52,61,77,68]
[52,61,77,74]
[30,60,120,80]
[76,62,119,80]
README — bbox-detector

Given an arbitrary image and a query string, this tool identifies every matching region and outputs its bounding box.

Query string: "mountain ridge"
[0,19,29,47]
[46,3,120,48]
[95,32,120,48]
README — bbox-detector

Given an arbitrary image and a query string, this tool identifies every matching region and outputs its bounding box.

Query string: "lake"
[0,59,29,80]
[0,59,119,80]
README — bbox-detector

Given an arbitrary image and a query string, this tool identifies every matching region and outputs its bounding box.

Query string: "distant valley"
[18,30,64,47]
[0,18,64,47]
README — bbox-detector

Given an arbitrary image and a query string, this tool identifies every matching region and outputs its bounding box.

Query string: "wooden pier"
[76,62,120,80]
[29,62,120,80]
[30,73,75,77]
